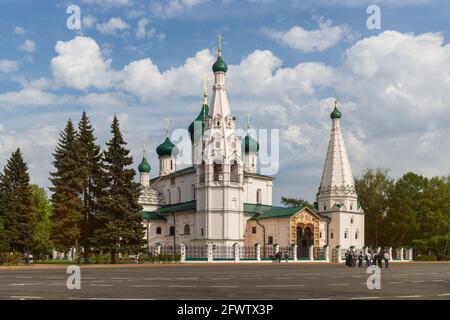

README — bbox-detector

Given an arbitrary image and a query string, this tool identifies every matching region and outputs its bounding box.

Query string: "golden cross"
[201,73,209,96]
[335,89,339,107]
[216,34,223,56]
[246,113,251,129]
[164,119,172,136]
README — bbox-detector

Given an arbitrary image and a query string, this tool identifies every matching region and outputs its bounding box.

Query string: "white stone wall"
[243,177,273,205]
[325,211,364,249]
[153,171,197,205]
[244,218,290,247]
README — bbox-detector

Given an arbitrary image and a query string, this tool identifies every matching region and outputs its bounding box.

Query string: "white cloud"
[18,39,36,53]
[81,0,131,6]
[0,89,63,107]
[14,26,26,34]
[150,0,208,18]
[51,36,117,90]
[82,15,96,29]
[265,20,349,52]
[96,17,129,35]
[136,18,153,39]
[0,59,19,73]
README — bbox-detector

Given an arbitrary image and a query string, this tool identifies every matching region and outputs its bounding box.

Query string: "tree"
[92,116,144,263]
[30,184,53,260]
[354,168,393,247]
[49,120,83,255]
[281,196,313,208]
[0,149,36,254]
[76,112,104,262]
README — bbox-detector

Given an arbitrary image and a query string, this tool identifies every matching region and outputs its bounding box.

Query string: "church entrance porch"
[296,226,313,258]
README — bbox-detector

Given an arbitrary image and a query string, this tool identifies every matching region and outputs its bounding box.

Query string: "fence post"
[256,243,261,262]
[293,245,298,261]
[207,243,213,262]
[309,245,314,261]
[325,246,330,262]
[388,247,393,261]
[234,243,240,262]
[400,247,404,261]
[275,243,280,254]
[180,243,186,262]
[155,244,161,256]
[337,246,342,263]
[408,248,413,261]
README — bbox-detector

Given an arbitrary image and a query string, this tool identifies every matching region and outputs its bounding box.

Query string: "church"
[137,41,364,259]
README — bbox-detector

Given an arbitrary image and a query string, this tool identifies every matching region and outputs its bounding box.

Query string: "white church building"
[137,42,364,259]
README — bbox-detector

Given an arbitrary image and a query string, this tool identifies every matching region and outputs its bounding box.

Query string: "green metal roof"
[212,55,228,73]
[245,203,305,220]
[138,156,151,173]
[243,135,259,153]
[244,171,274,180]
[331,106,342,119]
[156,137,177,157]
[188,103,209,142]
[153,200,196,215]
[142,211,166,221]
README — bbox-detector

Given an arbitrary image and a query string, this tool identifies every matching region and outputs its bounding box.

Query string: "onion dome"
[243,135,259,154]
[331,106,342,119]
[156,137,177,157]
[138,156,151,173]
[212,55,228,73]
[188,103,209,142]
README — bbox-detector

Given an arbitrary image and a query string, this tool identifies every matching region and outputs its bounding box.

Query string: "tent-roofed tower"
[316,96,364,249]
[195,35,245,245]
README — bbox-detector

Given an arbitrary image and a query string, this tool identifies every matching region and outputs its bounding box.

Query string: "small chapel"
[136,40,364,258]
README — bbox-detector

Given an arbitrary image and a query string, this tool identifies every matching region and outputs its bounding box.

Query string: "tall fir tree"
[0,149,36,254]
[49,120,83,254]
[76,112,103,262]
[30,184,53,260]
[93,116,144,263]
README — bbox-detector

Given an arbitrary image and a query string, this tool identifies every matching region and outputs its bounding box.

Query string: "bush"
[0,252,22,265]
[139,253,181,263]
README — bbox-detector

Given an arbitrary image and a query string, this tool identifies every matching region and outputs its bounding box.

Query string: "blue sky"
[0,0,450,204]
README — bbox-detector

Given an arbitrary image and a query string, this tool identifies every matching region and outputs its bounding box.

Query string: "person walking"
[384,251,390,268]
[366,251,371,267]
[358,252,363,267]
[377,252,383,268]
[284,250,289,263]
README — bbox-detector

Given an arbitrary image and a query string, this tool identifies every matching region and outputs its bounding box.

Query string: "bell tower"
[194,36,245,245]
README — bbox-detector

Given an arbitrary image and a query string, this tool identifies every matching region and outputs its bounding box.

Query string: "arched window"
[177,187,181,203]
[213,162,223,181]
[167,189,171,204]
[192,184,196,200]
[156,227,162,235]
[256,189,262,204]
[230,160,239,182]
[169,226,175,236]
[344,230,348,239]
[199,161,206,182]
[355,230,359,240]
[170,159,173,170]
[184,224,190,235]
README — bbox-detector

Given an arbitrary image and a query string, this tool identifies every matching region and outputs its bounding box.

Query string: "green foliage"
[140,253,181,263]
[92,116,145,263]
[0,252,22,265]
[280,197,313,208]
[0,149,36,254]
[29,184,53,259]
[354,168,393,247]
[49,120,83,252]
[76,112,104,262]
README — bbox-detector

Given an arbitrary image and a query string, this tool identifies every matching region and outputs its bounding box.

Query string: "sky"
[0,0,449,205]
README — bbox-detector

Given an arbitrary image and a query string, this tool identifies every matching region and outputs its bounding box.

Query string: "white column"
[389,247,393,261]
[409,248,413,261]
[275,244,280,254]
[337,246,343,263]
[207,243,213,262]
[293,245,298,261]
[309,245,314,261]
[234,243,240,262]
[256,243,261,262]
[400,247,404,261]
[155,244,161,256]
[180,243,186,262]
[325,246,330,263]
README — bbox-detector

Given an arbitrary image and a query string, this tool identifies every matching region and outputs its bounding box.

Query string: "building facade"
[137,43,364,257]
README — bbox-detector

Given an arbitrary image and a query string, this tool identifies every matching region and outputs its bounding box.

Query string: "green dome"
[138,157,151,173]
[331,106,342,119]
[212,55,228,73]
[188,103,209,142]
[156,137,177,157]
[243,135,259,153]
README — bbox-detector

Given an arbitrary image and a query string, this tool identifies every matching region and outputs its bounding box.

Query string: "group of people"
[344,249,390,268]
